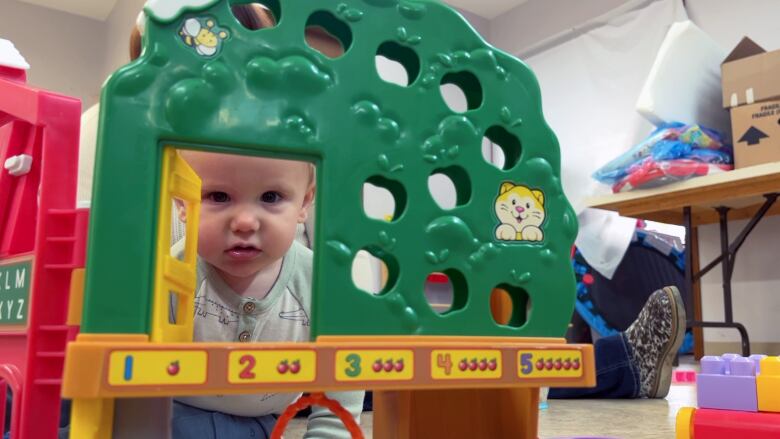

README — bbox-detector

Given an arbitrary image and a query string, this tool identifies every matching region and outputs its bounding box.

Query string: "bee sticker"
[179,16,229,58]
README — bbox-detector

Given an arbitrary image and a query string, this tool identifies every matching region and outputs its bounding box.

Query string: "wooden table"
[587,162,780,357]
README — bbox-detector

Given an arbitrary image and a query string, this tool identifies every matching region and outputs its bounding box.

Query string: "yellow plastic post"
[69,398,115,439]
[151,147,201,343]
[675,407,695,439]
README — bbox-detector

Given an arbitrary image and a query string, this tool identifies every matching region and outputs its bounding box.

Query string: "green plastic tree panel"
[82,0,578,337]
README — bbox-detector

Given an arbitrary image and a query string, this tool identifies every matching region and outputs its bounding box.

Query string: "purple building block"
[697,354,764,412]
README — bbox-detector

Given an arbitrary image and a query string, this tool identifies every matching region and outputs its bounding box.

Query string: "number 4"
[437,353,452,375]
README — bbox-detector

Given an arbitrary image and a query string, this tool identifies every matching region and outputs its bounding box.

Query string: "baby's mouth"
[225,245,261,260]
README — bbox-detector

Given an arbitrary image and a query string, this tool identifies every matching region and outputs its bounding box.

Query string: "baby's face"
[179,151,313,285]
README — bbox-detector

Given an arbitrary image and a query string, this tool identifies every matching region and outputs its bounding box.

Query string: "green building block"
[83,0,578,338]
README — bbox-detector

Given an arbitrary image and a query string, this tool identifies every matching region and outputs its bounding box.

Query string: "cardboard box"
[722,37,780,168]
[730,99,780,169]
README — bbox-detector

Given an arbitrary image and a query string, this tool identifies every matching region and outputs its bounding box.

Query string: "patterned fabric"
[624,286,686,398]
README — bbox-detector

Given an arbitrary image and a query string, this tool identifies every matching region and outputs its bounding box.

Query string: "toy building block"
[697,354,762,412]
[757,356,780,412]
[691,408,780,439]
[673,370,696,384]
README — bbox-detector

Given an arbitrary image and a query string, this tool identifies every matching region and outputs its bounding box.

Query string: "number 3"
[345,353,362,377]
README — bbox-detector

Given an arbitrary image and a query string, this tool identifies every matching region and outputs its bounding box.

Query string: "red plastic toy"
[0,51,86,439]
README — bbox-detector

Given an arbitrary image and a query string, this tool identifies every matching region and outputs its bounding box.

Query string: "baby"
[172,151,363,438]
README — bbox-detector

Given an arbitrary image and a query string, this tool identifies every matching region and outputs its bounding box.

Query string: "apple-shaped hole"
[490,284,531,328]
[376,41,420,87]
[440,71,483,113]
[352,247,398,296]
[482,125,522,171]
[424,270,467,315]
[231,1,280,30]
[363,176,406,221]
[429,166,471,210]
[305,10,351,58]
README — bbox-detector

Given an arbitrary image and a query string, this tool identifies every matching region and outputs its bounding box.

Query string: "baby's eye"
[526,202,531,208]
[511,199,516,205]
[206,192,230,203]
[261,191,282,203]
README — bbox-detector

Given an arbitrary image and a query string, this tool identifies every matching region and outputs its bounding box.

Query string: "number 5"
[520,353,533,375]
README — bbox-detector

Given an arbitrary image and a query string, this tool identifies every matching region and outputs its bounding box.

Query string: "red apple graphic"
[545,359,553,370]
[487,359,497,371]
[478,358,488,371]
[554,358,563,370]
[563,359,572,370]
[573,359,581,370]
[290,360,301,374]
[536,359,545,371]
[372,360,383,373]
[384,359,394,372]
[394,359,405,372]
[167,361,180,376]
[469,358,479,371]
[277,360,289,374]
[458,359,468,371]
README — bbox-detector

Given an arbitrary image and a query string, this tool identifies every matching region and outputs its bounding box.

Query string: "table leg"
[683,194,780,357]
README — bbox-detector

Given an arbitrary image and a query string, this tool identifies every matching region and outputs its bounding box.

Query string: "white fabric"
[525,0,687,278]
[575,209,636,279]
[144,0,219,21]
[0,39,29,70]
[636,20,729,135]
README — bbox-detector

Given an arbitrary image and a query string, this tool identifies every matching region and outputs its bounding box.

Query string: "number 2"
[239,354,256,379]
[345,353,362,377]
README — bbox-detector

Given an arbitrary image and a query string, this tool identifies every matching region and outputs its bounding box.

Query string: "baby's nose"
[515,206,525,214]
[231,211,260,231]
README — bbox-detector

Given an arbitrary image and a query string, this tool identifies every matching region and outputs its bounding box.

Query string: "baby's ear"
[174,198,188,223]
[298,184,316,223]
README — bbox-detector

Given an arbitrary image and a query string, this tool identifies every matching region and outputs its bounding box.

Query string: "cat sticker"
[179,16,229,57]
[494,182,545,242]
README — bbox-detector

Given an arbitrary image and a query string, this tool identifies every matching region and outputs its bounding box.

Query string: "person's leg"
[172,400,277,439]
[550,286,686,399]
[549,333,640,398]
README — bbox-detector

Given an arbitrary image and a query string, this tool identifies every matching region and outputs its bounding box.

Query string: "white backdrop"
[524,0,687,277]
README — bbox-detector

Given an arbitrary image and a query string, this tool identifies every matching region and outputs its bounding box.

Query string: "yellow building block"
[757,356,780,412]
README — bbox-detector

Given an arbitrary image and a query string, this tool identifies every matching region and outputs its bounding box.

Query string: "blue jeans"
[173,401,277,439]
[549,333,640,399]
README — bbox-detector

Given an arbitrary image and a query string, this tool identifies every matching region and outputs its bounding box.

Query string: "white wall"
[456,8,491,42]
[0,0,105,107]
[490,0,626,56]
[102,0,146,79]
[489,0,780,345]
